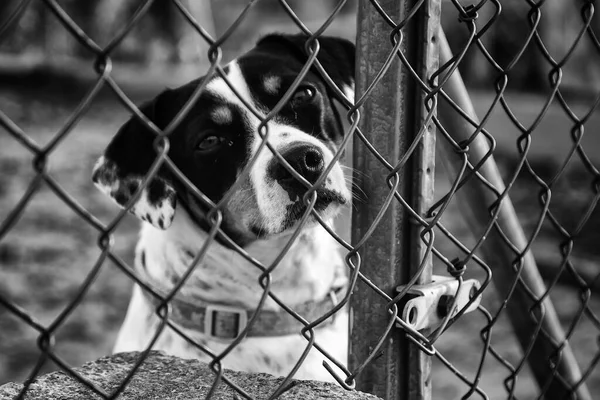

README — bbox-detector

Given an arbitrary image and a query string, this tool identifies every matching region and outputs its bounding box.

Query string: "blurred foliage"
[0,0,217,63]
[0,0,356,64]
[442,0,600,92]
[0,0,597,92]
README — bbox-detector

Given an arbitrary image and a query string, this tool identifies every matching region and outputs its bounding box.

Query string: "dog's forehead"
[201,54,313,112]
[237,51,307,87]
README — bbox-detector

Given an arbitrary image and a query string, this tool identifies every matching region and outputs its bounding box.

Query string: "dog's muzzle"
[266,143,346,231]
[269,143,327,201]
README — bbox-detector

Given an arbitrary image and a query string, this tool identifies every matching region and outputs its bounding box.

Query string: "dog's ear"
[256,34,355,102]
[92,90,178,230]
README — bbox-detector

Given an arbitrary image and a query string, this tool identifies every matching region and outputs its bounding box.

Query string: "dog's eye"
[197,135,225,152]
[291,86,316,103]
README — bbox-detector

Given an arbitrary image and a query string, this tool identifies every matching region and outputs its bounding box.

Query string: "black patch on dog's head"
[238,34,355,145]
[255,34,355,95]
[93,81,254,232]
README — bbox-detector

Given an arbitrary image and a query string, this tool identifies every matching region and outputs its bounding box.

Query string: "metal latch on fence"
[397,275,481,331]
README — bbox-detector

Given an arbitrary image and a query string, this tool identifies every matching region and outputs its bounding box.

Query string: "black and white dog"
[92,34,355,382]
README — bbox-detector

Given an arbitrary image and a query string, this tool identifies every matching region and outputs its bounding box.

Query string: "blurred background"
[0,0,599,398]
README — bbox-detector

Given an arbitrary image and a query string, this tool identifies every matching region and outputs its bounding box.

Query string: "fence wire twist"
[0,0,599,399]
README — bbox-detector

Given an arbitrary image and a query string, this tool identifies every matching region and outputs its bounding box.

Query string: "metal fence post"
[436,29,592,400]
[350,1,439,399]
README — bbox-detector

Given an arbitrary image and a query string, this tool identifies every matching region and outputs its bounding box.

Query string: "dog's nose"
[288,145,325,184]
[270,144,325,187]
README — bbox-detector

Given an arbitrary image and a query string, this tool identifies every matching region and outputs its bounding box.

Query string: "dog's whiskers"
[340,164,369,179]
[340,175,367,204]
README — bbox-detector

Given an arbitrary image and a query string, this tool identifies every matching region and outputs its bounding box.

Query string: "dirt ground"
[0,66,599,399]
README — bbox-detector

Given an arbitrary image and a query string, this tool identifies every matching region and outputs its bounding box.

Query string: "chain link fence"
[1,0,599,399]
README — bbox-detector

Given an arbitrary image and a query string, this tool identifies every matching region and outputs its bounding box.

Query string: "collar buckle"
[204,304,248,341]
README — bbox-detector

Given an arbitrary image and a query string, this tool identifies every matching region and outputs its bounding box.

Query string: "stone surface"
[0,351,383,399]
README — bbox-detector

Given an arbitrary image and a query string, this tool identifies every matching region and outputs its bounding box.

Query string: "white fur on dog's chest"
[115,285,348,381]
[113,213,348,382]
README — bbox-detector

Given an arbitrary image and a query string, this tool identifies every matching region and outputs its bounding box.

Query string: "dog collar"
[142,287,345,341]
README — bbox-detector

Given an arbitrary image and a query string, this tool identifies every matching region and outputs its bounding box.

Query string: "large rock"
[0,351,383,399]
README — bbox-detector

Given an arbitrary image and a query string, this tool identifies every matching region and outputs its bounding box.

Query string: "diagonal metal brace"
[396,275,482,331]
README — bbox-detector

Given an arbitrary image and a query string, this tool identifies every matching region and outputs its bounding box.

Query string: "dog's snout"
[271,144,325,186]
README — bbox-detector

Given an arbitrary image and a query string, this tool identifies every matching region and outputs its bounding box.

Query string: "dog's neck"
[136,208,346,310]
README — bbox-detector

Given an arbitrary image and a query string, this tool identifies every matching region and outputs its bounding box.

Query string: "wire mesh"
[0,0,599,399]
